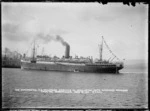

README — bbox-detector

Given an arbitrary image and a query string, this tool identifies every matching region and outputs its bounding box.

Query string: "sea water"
[2,65,148,108]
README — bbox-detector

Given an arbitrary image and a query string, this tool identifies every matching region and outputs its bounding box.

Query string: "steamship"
[21,36,124,73]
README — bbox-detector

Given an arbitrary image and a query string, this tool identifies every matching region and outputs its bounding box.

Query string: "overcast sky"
[2,3,148,61]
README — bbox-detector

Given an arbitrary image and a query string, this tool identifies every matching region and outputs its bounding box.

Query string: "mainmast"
[31,40,36,63]
[99,36,103,61]
[33,40,35,60]
[41,47,44,56]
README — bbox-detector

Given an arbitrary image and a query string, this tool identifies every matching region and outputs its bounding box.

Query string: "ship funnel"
[65,45,70,58]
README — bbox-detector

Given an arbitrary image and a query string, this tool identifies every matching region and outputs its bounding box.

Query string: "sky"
[2,3,148,61]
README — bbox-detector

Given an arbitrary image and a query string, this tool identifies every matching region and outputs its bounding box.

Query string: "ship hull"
[21,62,123,73]
[2,60,21,68]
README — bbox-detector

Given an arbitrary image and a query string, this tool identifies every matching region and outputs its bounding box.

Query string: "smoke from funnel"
[36,34,69,46]
[56,35,69,46]
[36,33,55,44]
[55,35,70,58]
[36,34,70,58]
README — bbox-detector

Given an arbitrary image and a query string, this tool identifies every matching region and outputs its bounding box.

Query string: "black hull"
[21,62,123,73]
[2,60,21,68]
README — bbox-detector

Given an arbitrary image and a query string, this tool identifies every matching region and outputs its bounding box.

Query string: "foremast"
[99,36,103,61]
[31,40,36,63]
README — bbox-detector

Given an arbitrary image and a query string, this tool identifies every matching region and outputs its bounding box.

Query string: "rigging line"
[103,40,113,56]
[25,44,32,55]
[25,41,34,55]
[110,56,116,62]
[102,37,120,61]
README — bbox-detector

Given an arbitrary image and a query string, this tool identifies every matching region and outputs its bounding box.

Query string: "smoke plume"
[36,34,69,47]
[55,35,69,46]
